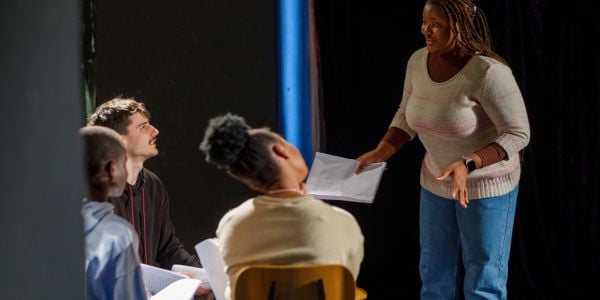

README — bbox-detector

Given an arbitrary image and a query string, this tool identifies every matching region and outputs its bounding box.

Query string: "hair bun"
[200,113,250,168]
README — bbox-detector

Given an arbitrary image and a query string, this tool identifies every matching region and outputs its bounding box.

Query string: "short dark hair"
[80,126,126,180]
[87,98,150,134]
[199,113,279,191]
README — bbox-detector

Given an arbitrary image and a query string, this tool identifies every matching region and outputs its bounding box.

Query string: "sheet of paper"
[171,264,211,289]
[305,152,386,203]
[195,238,228,300]
[141,263,187,295]
[150,278,201,300]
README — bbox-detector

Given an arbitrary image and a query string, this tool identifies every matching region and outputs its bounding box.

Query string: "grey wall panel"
[0,0,85,298]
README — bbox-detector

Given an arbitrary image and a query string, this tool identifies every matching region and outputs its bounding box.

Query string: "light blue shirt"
[82,200,148,300]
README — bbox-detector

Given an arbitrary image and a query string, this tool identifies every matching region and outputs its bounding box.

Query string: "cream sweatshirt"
[216,195,364,300]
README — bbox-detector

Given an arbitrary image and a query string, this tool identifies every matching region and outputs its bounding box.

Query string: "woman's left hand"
[436,160,470,208]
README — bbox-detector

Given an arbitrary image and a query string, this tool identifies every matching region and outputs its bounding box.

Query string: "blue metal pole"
[278,0,313,163]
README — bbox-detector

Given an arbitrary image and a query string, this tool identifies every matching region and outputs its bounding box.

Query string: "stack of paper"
[171,264,211,289]
[306,152,386,203]
[141,263,201,300]
[150,279,201,300]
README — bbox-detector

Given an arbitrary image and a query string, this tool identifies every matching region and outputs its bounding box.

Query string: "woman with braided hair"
[355,0,530,298]
[199,113,364,300]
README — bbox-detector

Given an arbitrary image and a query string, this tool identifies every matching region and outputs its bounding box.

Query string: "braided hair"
[427,0,507,65]
[199,113,280,191]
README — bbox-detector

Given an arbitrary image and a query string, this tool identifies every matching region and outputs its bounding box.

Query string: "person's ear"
[272,143,290,159]
[120,135,128,148]
[91,160,111,186]
[105,159,116,182]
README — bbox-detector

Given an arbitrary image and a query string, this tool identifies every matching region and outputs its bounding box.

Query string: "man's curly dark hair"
[87,98,150,134]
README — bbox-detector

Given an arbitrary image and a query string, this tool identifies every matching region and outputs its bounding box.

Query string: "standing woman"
[356,0,530,298]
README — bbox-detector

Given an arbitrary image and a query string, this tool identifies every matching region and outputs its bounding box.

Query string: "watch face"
[466,160,477,172]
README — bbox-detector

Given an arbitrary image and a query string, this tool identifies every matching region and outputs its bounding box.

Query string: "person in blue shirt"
[80,125,148,300]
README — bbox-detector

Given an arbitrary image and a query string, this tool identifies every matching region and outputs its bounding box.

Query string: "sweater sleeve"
[389,54,417,139]
[479,64,530,159]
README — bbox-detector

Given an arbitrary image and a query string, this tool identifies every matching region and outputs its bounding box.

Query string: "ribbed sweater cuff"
[420,167,520,200]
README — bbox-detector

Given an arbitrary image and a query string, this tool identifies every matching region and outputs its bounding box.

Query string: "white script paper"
[171,264,211,289]
[306,152,386,203]
[142,263,187,294]
[195,238,228,300]
[150,278,201,300]
[141,263,201,300]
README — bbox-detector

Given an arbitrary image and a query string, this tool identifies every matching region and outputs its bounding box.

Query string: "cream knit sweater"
[391,47,530,199]
[216,195,364,300]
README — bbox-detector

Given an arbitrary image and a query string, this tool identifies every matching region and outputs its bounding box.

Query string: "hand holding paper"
[171,264,211,290]
[306,152,386,203]
[141,263,202,300]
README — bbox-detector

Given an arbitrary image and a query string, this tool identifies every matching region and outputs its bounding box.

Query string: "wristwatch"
[462,156,477,173]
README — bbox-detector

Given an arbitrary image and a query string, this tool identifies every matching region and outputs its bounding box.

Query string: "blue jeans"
[419,185,518,300]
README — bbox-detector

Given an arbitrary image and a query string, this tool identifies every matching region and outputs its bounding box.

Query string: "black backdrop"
[93,0,600,298]
[94,0,278,264]
[315,0,600,298]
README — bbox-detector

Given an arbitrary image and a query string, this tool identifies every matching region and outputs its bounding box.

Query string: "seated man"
[87,98,202,269]
[199,113,365,300]
[80,125,147,300]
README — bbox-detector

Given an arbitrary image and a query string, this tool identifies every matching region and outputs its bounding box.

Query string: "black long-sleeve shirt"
[109,168,201,269]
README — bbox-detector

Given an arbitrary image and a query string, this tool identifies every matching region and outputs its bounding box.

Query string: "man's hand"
[194,286,211,296]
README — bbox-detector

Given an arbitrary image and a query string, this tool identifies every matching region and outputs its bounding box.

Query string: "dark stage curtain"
[314,0,599,298]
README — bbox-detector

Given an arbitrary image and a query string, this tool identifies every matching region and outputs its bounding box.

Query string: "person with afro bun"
[199,113,364,300]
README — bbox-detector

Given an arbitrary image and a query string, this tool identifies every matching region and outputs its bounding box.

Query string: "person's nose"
[422,23,431,35]
[151,125,159,136]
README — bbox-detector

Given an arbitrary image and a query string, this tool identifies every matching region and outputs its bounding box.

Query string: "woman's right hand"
[355,141,396,174]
